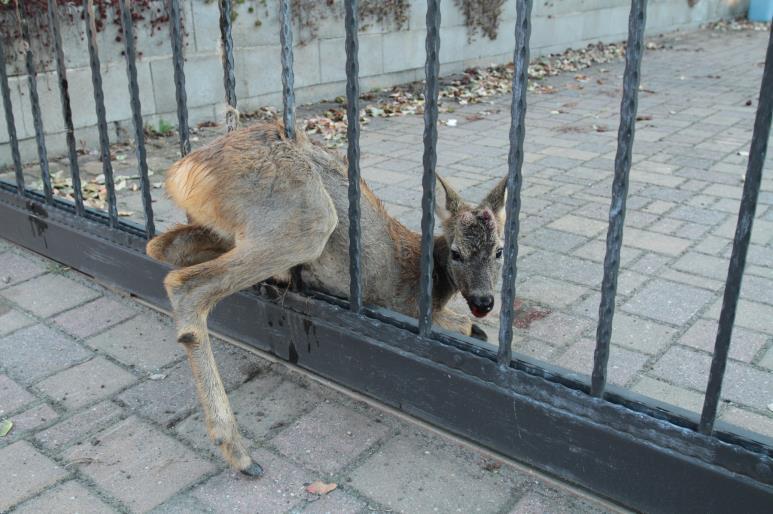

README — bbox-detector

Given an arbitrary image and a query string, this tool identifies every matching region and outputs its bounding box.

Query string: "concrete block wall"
[0,0,749,165]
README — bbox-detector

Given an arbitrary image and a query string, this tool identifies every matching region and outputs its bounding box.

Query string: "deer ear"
[480,176,508,224]
[435,174,465,222]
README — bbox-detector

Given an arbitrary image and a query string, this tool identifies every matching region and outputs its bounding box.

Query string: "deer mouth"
[467,301,492,319]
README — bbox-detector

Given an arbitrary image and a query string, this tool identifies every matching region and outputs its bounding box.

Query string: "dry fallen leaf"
[0,419,13,437]
[636,114,653,121]
[306,480,337,495]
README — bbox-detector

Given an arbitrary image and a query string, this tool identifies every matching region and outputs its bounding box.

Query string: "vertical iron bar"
[345,0,363,313]
[20,5,51,203]
[497,0,532,366]
[279,0,295,139]
[218,0,238,132]
[168,0,190,156]
[699,24,773,435]
[0,35,24,194]
[417,0,441,338]
[118,0,155,238]
[85,0,118,226]
[48,0,84,215]
[591,0,648,397]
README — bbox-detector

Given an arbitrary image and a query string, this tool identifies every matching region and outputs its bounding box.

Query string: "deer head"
[435,174,508,319]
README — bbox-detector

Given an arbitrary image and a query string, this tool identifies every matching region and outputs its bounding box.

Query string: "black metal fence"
[0,1,771,511]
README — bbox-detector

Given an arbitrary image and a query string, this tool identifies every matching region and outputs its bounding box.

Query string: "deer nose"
[469,295,494,314]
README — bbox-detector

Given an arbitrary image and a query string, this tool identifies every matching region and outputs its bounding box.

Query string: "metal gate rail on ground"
[0,1,771,511]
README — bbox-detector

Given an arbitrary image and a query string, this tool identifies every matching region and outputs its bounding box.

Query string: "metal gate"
[1,1,771,511]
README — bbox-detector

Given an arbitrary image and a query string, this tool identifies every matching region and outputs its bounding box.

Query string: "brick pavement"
[1,23,772,512]
[0,244,612,513]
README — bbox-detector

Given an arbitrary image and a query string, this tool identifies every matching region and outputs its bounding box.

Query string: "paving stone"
[0,304,35,336]
[759,346,773,371]
[521,228,587,253]
[0,324,92,384]
[520,250,602,287]
[5,403,59,439]
[0,251,47,289]
[0,374,35,415]
[526,312,595,346]
[272,401,391,475]
[350,430,518,514]
[548,215,608,238]
[669,205,727,226]
[0,441,69,512]
[175,371,305,451]
[622,280,714,325]
[191,449,310,514]
[518,275,587,308]
[36,357,137,410]
[85,314,183,372]
[678,319,767,363]
[555,339,649,386]
[12,480,116,514]
[610,313,677,355]
[627,253,672,275]
[672,252,729,280]
[35,401,123,452]
[741,275,773,306]
[622,227,691,256]
[572,239,641,266]
[705,298,773,332]
[117,342,263,426]
[64,416,215,513]
[1,274,101,317]
[149,495,213,514]
[631,376,705,413]
[297,489,367,514]
[718,407,773,439]
[52,297,137,339]
[509,489,609,514]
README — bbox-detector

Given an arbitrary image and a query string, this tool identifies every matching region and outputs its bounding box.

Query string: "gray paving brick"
[526,312,595,346]
[85,314,183,372]
[191,449,310,514]
[1,274,101,318]
[64,416,215,513]
[272,401,391,475]
[12,480,116,514]
[36,357,137,410]
[622,280,714,325]
[35,401,123,452]
[350,430,518,514]
[610,313,677,355]
[0,304,35,336]
[299,489,367,514]
[718,407,773,439]
[52,297,137,339]
[548,214,608,238]
[521,228,587,253]
[4,403,58,441]
[509,489,609,514]
[518,275,587,308]
[679,319,767,363]
[0,324,92,384]
[0,374,35,415]
[672,252,729,280]
[520,250,602,287]
[631,376,706,413]
[0,441,69,512]
[555,339,649,386]
[705,298,773,333]
[0,252,47,289]
[623,227,691,256]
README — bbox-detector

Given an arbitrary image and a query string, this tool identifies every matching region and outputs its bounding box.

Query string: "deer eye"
[451,249,463,262]
[495,248,503,259]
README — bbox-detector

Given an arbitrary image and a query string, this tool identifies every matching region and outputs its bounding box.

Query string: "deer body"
[147,121,506,476]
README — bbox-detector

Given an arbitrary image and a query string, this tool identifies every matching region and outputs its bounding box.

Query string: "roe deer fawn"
[146,121,507,476]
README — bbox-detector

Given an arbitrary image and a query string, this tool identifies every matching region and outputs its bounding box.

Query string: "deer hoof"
[240,461,264,478]
[470,324,488,341]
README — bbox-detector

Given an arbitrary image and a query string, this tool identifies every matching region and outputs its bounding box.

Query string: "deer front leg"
[433,307,487,341]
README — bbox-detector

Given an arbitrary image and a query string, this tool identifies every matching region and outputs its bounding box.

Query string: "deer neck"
[430,236,457,310]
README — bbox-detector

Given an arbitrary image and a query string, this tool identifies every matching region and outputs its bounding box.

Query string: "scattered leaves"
[636,114,653,121]
[707,18,771,32]
[306,480,337,495]
[0,419,12,437]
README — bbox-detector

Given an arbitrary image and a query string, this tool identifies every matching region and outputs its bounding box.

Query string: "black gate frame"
[0,1,771,512]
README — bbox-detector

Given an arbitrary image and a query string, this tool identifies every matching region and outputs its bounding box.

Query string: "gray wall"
[0,0,749,165]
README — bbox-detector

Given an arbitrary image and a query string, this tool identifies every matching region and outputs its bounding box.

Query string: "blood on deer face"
[435,175,507,318]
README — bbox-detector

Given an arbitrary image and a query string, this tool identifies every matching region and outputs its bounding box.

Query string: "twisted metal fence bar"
[345,0,363,313]
[280,0,296,139]
[218,0,238,132]
[0,36,24,194]
[497,0,532,366]
[168,0,191,157]
[84,0,118,227]
[20,5,51,203]
[591,0,647,397]
[699,24,773,435]
[417,0,441,338]
[48,0,84,216]
[118,0,155,238]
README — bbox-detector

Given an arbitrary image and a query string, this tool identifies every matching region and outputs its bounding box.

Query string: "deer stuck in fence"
[146,121,507,476]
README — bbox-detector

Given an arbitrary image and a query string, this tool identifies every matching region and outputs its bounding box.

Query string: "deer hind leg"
[163,196,337,476]
[147,224,234,267]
